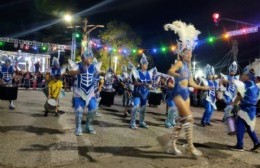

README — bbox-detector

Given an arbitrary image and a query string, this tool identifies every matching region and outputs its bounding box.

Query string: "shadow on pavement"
[0,125,64,135]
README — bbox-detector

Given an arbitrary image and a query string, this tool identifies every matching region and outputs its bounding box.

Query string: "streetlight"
[64,14,72,23]
[64,14,77,61]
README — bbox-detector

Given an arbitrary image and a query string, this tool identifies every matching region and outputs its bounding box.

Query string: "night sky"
[1,0,260,73]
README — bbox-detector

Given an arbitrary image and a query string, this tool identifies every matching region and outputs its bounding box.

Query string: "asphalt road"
[0,89,259,168]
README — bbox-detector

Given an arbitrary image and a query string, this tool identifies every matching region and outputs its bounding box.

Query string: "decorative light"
[171,45,176,51]
[64,14,72,22]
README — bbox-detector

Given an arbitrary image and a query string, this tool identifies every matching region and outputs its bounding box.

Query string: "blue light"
[153,49,157,53]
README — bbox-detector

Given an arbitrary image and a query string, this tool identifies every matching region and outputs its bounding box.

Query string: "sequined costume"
[201,64,218,125]
[235,68,260,150]
[0,58,15,109]
[222,61,239,121]
[130,54,151,129]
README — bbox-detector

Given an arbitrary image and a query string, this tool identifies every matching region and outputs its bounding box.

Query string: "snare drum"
[44,98,58,112]
[0,84,18,100]
[148,90,163,106]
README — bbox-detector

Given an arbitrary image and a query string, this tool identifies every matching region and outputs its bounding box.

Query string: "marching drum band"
[0,20,259,156]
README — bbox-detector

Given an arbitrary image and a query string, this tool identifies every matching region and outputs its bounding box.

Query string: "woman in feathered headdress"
[165,20,210,156]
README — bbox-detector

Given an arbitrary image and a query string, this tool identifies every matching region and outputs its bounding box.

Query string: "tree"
[97,21,142,74]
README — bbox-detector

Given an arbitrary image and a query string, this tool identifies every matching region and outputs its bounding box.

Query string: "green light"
[113,48,116,52]
[0,41,4,46]
[161,47,166,52]
[133,49,137,53]
[208,37,215,43]
[42,46,47,50]
[75,33,80,38]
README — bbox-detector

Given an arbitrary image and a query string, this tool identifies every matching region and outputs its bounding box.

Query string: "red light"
[242,28,247,33]
[212,13,220,19]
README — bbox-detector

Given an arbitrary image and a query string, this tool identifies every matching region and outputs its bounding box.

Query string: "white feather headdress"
[164,20,201,53]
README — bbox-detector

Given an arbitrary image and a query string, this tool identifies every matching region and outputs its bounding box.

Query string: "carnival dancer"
[130,54,153,129]
[164,20,210,156]
[0,58,15,109]
[68,46,99,135]
[165,76,179,128]
[221,61,239,122]
[200,64,218,126]
[231,67,260,151]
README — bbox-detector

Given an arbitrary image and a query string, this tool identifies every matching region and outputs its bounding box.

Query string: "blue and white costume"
[221,61,239,121]
[201,64,218,125]
[165,77,179,128]
[70,48,99,135]
[130,54,152,129]
[235,67,260,150]
[0,58,15,109]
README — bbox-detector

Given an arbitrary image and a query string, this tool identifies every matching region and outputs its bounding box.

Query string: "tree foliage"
[97,21,143,74]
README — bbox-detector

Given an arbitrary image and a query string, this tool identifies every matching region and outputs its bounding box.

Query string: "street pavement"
[0,89,259,168]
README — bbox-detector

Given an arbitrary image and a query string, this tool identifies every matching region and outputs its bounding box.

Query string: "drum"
[0,84,18,100]
[44,98,58,112]
[227,116,236,135]
[100,90,115,106]
[148,90,162,106]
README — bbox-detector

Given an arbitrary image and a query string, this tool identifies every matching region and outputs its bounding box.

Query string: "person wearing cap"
[45,57,63,117]
[231,67,260,151]
[201,64,218,127]
[130,54,152,129]
[167,48,210,156]
[69,47,99,135]
[0,58,15,109]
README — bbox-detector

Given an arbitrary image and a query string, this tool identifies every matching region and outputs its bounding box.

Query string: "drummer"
[119,65,132,117]
[0,58,15,109]
[130,54,152,129]
[44,58,63,117]
[69,46,99,135]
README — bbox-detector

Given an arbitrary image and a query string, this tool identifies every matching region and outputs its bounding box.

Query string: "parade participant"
[201,64,218,127]
[45,73,63,117]
[130,54,152,129]
[119,65,130,107]
[68,46,99,135]
[232,67,260,151]
[164,76,179,128]
[164,20,209,156]
[221,61,239,121]
[167,48,210,156]
[44,57,63,117]
[92,58,103,117]
[51,57,61,77]
[0,58,15,109]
